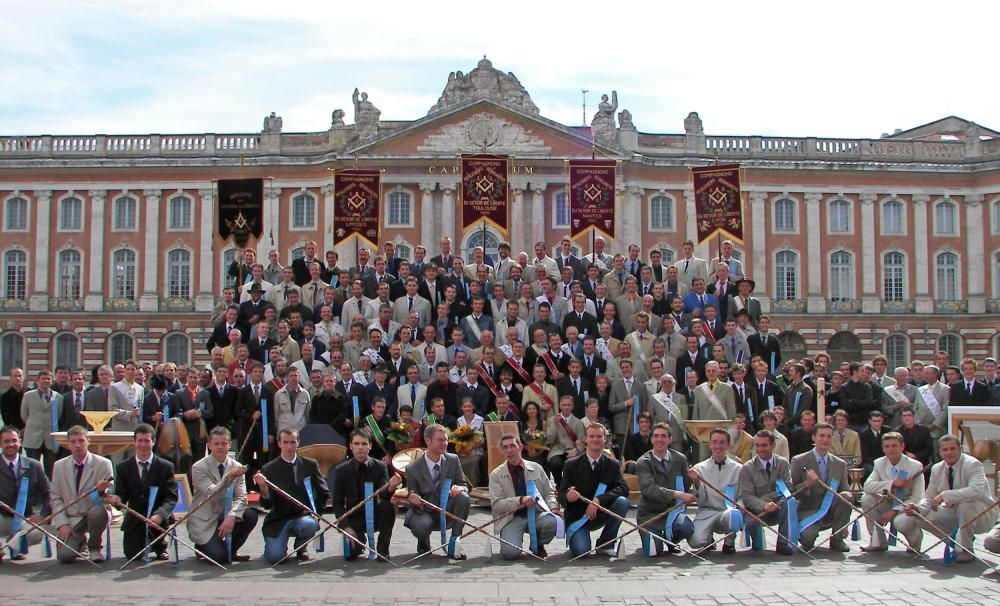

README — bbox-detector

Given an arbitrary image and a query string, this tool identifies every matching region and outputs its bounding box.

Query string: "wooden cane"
[111,499,227,570]
[401,502,528,565]
[0,499,99,567]
[236,416,259,461]
[412,495,544,561]
[916,499,1000,558]
[0,484,104,553]
[568,499,688,562]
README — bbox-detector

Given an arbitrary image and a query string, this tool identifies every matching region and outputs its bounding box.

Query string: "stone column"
[511,188,525,254]
[965,194,986,313]
[84,190,106,312]
[684,190,703,258]
[860,193,878,313]
[420,184,436,254]
[196,188,215,312]
[322,183,335,256]
[749,192,769,311]
[441,187,456,249]
[29,190,52,312]
[139,189,161,312]
[804,193,824,313]
[531,187,545,250]
[625,185,643,254]
[912,194,932,313]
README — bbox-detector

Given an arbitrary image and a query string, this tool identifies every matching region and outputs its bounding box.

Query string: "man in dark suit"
[678,335,708,384]
[198,366,239,435]
[562,294,599,339]
[858,411,887,475]
[253,428,330,564]
[107,424,178,560]
[705,262,736,322]
[238,284,272,335]
[455,367,494,418]
[291,241,324,287]
[557,359,593,418]
[362,257,398,300]
[790,422,851,552]
[61,370,90,431]
[0,426,51,559]
[336,363,368,420]
[429,238,455,277]
[747,316,782,374]
[579,337,608,385]
[949,358,993,405]
[176,369,212,460]
[247,322,278,365]
[402,423,470,558]
[332,429,402,560]
[738,428,795,554]
[363,366,398,419]
[207,306,240,354]
[418,263,445,308]
[140,375,177,426]
[559,423,630,557]
[236,364,274,472]
[750,360,784,412]
[555,237,584,281]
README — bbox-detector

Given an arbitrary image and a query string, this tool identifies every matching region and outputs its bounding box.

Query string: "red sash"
[701,322,716,343]
[478,364,501,396]
[505,356,532,383]
[527,382,555,409]
[540,351,559,375]
[557,415,578,443]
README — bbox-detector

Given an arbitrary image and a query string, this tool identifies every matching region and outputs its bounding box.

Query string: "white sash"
[465,315,484,342]
[698,383,728,419]
[654,392,683,422]
[596,338,614,361]
[499,343,513,357]
[884,385,909,403]
[918,385,942,417]
[362,348,384,365]
[353,371,369,387]
[628,332,649,362]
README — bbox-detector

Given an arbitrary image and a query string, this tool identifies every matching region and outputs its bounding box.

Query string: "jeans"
[644,515,695,554]
[262,515,319,564]
[567,496,629,557]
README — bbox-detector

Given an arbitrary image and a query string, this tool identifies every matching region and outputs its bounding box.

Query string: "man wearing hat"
[727,277,761,329]
[238,282,273,338]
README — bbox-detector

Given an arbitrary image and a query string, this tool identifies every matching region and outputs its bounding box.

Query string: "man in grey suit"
[608,360,647,445]
[20,369,64,477]
[0,426,51,560]
[739,429,795,554]
[790,422,851,552]
[50,426,114,563]
[636,422,695,554]
[726,278,761,327]
[392,277,431,327]
[403,423,470,559]
[84,366,114,412]
[648,374,688,454]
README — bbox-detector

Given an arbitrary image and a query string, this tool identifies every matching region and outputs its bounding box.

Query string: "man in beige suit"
[546,396,585,487]
[913,365,949,439]
[108,360,143,433]
[187,427,258,563]
[692,360,736,458]
[672,240,709,288]
[20,369,65,477]
[489,432,560,559]
[50,426,113,563]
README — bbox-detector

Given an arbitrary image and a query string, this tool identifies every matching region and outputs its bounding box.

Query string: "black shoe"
[10,553,26,561]
[231,553,251,562]
[449,552,467,561]
[666,544,680,554]
[154,552,170,561]
[721,543,736,555]
[536,545,548,558]
[376,553,391,563]
[829,538,850,553]
[776,544,794,556]
[296,550,310,562]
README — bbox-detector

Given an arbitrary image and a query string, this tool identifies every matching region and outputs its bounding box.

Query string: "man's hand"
[585,502,599,520]
[891,477,911,490]
[878,510,897,525]
[152,412,163,422]
[28,514,43,525]
[805,469,819,486]
[679,492,697,506]
[903,503,918,517]
[566,487,580,503]
[150,514,163,527]
[104,495,122,508]
[763,501,779,514]
[407,492,423,508]
[687,468,701,483]
[252,411,261,421]
[57,524,72,541]
[519,496,536,507]
[227,465,248,480]
[515,384,524,392]
[131,408,140,418]
[388,473,402,491]
[448,484,464,498]
[96,477,113,494]
[217,515,236,538]
[931,494,944,511]
[253,472,268,493]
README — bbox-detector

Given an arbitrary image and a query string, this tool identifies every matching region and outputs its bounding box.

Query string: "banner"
[460,154,509,235]
[691,164,744,244]
[217,178,263,247]
[333,169,381,250]
[569,160,616,239]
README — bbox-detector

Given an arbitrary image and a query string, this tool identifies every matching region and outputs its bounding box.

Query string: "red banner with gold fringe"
[691,164,744,244]
[461,154,510,235]
[569,159,616,240]
[333,169,381,250]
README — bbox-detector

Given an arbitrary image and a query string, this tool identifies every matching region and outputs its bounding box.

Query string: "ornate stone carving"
[684,112,704,135]
[429,58,539,115]
[618,109,635,131]
[262,112,282,133]
[590,91,617,142]
[418,112,551,154]
[352,89,381,142]
[331,109,346,127]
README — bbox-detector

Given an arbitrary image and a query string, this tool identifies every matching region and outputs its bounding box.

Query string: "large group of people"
[1,235,999,566]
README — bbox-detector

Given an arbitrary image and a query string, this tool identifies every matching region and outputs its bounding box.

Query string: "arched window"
[0,332,24,376]
[292,193,315,229]
[386,191,412,227]
[290,247,306,262]
[58,249,82,300]
[167,249,192,299]
[395,243,412,261]
[112,249,136,300]
[3,250,27,300]
[938,334,961,367]
[934,200,957,235]
[653,247,676,265]
[4,196,28,231]
[113,195,137,230]
[59,196,83,231]
[221,247,237,293]
[168,195,192,230]
[775,250,798,300]
[774,199,796,233]
[995,252,1000,299]
[463,230,500,263]
[882,199,904,235]
[828,199,851,233]
[993,199,1000,234]
[54,332,79,369]
[882,252,905,302]
[553,192,570,228]
[164,333,191,366]
[885,334,908,370]
[649,195,674,231]
[829,251,853,301]
[109,333,134,365]
[935,252,958,301]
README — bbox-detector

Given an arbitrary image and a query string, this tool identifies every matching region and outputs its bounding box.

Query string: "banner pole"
[482,218,486,263]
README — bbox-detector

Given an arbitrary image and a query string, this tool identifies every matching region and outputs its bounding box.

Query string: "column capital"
[87,189,107,203]
[142,188,161,201]
[749,191,768,204]
[33,189,52,202]
[912,194,930,206]
[442,187,455,196]
[513,188,524,197]
[532,187,545,196]
[198,188,215,200]
[418,183,436,194]
[965,193,984,207]
[804,193,822,205]
[625,185,642,197]
[321,183,334,197]
[683,190,695,203]
[859,193,876,206]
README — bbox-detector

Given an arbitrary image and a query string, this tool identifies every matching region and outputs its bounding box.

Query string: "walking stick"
[702,480,814,554]
[412,495,544,561]
[0,485,104,553]
[917,499,1000,559]
[111,500,227,570]
[401,502,528,565]
[568,500,696,562]
[569,490,706,561]
[0,499,99,567]
[236,417,258,462]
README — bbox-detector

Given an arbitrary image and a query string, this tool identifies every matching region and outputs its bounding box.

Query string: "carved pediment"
[417,112,551,154]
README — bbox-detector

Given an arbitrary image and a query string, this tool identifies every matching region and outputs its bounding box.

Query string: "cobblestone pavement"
[3,506,998,605]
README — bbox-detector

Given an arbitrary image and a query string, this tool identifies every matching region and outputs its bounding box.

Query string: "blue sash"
[223,483,234,560]
[632,399,639,433]
[49,395,59,450]
[776,479,800,545]
[11,476,28,555]
[567,483,606,543]
[364,482,376,560]
[943,526,960,564]
[745,397,754,424]
[792,392,802,418]
[439,479,457,557]
[770,353,776,375]
[88,490,112,560]
[352,396,361,421]
[526,479,538,555]
[724,484,744,532]
[642,476,687,557]
[143,486,159,563]
[304,477,323,552]
[260,398,269,453]
[886,469,909,547]
[798,479,840,534]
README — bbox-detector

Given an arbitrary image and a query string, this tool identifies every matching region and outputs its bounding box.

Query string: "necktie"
[765,461,772,476]
[683,259,689,273]
[358,300,363,313]
[738,387,744,403]
[75,463,84,492]
[8,461,15,478]
[626,379,632,392]
[564,285,569,298]
[408,297,413,311]
[659,457,668,472]
[218,463,226,479]
[591,459,597,472]
[730,337,736,349]
[968,383,973,396]
[699,295,704,307]
[75,393,83,411]
[947,466,955,489]
[432,462,441,489]
[574,379,580,395]
[586,357,592,370]
[818,457,828,483]
[254,384,260,402]
[513,465,526,497]
[410,384,417,404]
[762,335,767,346]
[140,461,149,484]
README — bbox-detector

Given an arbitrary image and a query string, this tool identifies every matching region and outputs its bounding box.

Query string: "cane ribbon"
[260,398,269,453]
[143,485,159,563]
[439,478,457,557]
[943,525,960,564]
[526,479,538,555]
[364,481,376,560]
[724,484,744,532]
[798,479,839,536]
[304,477,323,552]
[223,483,234,560]
[11,476,28,555]
[567,482,606,543]
[776,479,800,546]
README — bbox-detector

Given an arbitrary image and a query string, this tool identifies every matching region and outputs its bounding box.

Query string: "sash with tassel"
[304,477,324,552]
[567,483,606,543]
[439,479,459,558]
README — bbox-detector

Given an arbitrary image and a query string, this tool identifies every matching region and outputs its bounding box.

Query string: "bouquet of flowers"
[386,421,416,447]
[449,425,483,456]
[521,429,548,453]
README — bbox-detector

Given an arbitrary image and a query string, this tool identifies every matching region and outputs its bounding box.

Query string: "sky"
[1,1,995,139]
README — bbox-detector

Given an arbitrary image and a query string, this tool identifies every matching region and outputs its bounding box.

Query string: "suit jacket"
[608,376,646,435]
[362,273,398,300]
[828,429,862,465]
[392,294,432,326]
[751,378,784,412]
[729,382,761,430]
[273,385,312,433]
[206,321,239,354]
[237,299,272,333]
[108,380,143,432]
[790,450,849,514]
[200,383,238,433]
[545,414,585,460]
[784,381,815,425]
[919,453,999,532]
[747,333,781,371]
[175,387,211,444]
[726,295,761,325]
[635,449,690,524]
[455,383,493,418]
[363,381,398,419]
[859,425,887,466]
[397,382,429,420]
[705,280,736,320]
[555,375,593,418]
[20,389,64,451]
[682,292,719,316]
[403,452,467,526]
[187,454,249,545]
[738,455,792,515]
[247,337,278,364]
[862,455,924,503]
[558,453,629,526]
[648,391,688,449]
[331,457,392,527]
[673,256,710,287]
[0,455,51,518]
[291,257,325,287]
[948,380,992,405]
[114,455,177,534]
[50,453,115,529]
[561,310,599,339]
[259,456,329,537]
[237,382,276,445]
[140,390,177,426]
[61,389,90,431]
[692,381,736,421]
[488,459,558,533]
[914,382,949,437]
